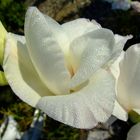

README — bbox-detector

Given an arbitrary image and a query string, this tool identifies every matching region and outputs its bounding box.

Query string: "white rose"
[111,44,140,121]
[3,7,131,129]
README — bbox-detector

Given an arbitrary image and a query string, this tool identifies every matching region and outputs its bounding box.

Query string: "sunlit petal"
[3,33,53,107]
[43,14,70,55]
[70,28,115,89]
[37,69,115,128]
[25,7,71,95]
[110,51,125,81]
[113,101,128,121]
[104,34,132,69]
[117,44,140,110]
[62,18,101,42]
[113,34,132,56]
[0,71,8,86]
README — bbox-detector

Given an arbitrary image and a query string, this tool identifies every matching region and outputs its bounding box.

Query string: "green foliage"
[44,117,80,140]
[0,0,26,33]
[0,86,34,131]
[0,71,8,86]
[129,110,140,124]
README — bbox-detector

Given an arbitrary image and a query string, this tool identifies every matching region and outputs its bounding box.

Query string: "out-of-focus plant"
[129,110,140,124]
[0,0,26,86]
[104,0,140,12]
[0,71,8,86]
[0,110,45,140]
[21,109,45,140]
[104,0,132,10]
[0,21,8,86]
[0,21,7,65]
[0,0,26,33]
[0,116,21,140]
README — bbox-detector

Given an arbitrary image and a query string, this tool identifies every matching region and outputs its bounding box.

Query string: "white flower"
[3,7,130,129]
[111,44,140,121]
[127,123,140,140]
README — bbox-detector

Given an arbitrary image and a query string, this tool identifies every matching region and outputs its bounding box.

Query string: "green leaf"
[0,21,7,65]
[129,110,140,123]
[0,71,8,86]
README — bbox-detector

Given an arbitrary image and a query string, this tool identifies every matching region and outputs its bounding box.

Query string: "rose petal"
[117,44,140,111]
[3,33,53,107]
[110,51,125,81]
[127,123,140,140]
[25,7,71,95]
[109,51,125,99]
[113,34,132,56]
[37,69,115,129]
[43,14,70,55]
[70,28,115,89]
[104,34,132,69]
[112,101,128,121]
[62,18,101,42]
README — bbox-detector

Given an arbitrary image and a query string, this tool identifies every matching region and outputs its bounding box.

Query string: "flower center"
[69,65,75,77]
